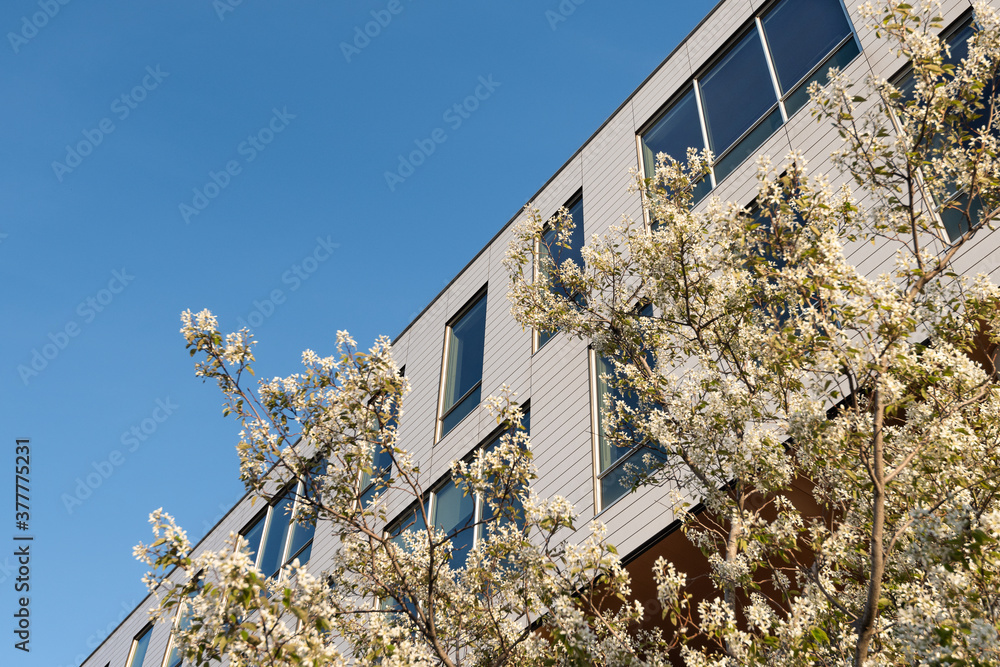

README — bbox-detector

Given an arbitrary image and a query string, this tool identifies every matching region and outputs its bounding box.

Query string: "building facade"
[83,0,999,665]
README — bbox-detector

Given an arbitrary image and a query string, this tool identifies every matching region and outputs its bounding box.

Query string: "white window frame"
[238,481,315,581]
[533,193,584,353]
[635,0,861,208]
[125,624,153,667]
[435,287,489,441]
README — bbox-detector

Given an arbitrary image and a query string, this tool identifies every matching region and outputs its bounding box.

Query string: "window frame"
[161,574,203,667]
[533,191,585,352]
[125,624,153,667]
[888,10,988,243]
[589,308,665,513]
[436,287,489,441]
[636,0,861,215]
[358,365,403,508]
[385,407,529,570]
[238,480,316,581]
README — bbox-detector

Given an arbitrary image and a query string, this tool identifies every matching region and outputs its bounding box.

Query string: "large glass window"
[240,482,315,580]
[440,290,488,438]
[387,502,428,550]
[639,88,711,202]
[699,28,780,181]
[478,409,529,539]
[163,578,202,667]
[386,410,529,571]
[359,366,402,507]
[431,478,477,568]
[894,15,990,241]
[639,0,860,195]
[126,625,153,667]
[761,0,859,116]
[593,307,666,511]
[537,195,584,349]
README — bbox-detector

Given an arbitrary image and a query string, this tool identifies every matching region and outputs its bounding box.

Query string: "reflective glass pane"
[433,480,476,567]
[945,22,974,66]
[165,646,183,667]
[240,513,266,568]
[595,355,639,471]
[538,197,585,348]
[699,29,777,157]
[258,492,294,578]
[783,38,860,116]
[128,627,152,667]
[285,513,315,567]
[600,447,668,509]
[360,443,393,504]
[762,0,853,94]
[641,88,704,177]
[443,294,487,412]
[941,192,982,241]
[712,108,783,182]
[542,197,585,276]
[389,504,427,551]
[440,383,480,436]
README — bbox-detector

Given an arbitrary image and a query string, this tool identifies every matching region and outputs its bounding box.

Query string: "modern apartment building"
[83,0,998,665]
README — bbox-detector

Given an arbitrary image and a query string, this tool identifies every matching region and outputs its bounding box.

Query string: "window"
[386,409,529,570]
[639,0,859,197]
[386,502,428,550]
[162,577,202,667]
[239,482,315,579]
[477,409,529,539]
[591,306,666,511]
[439,289,488,438]
[125,625,153,667]
[431,476,477,567]
[537,194,585,350]
[894,14,990,241]
[359,366,402,507]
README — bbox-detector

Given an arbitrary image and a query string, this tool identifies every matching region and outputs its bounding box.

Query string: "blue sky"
[1,1,717,665]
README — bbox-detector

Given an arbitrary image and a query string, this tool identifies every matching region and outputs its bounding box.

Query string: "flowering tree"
[135,1,1000,665]
[137,319,674,666]
[506,1,1000,664]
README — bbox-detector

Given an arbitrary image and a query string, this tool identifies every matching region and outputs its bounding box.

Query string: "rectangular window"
[431,477,477,568]
[591,307,666,511]
[639,0,859,196]
[760,0,859,116]
[162,578,202,667]
[239,482,315,580]
[359,366,402,507]
[126,625,153,667]
[439,289,488,438]
[537,194,584,350]
[386,409,529,571]
[477,408,529,539]
[699,26,782,182]
[893,14,989,241]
